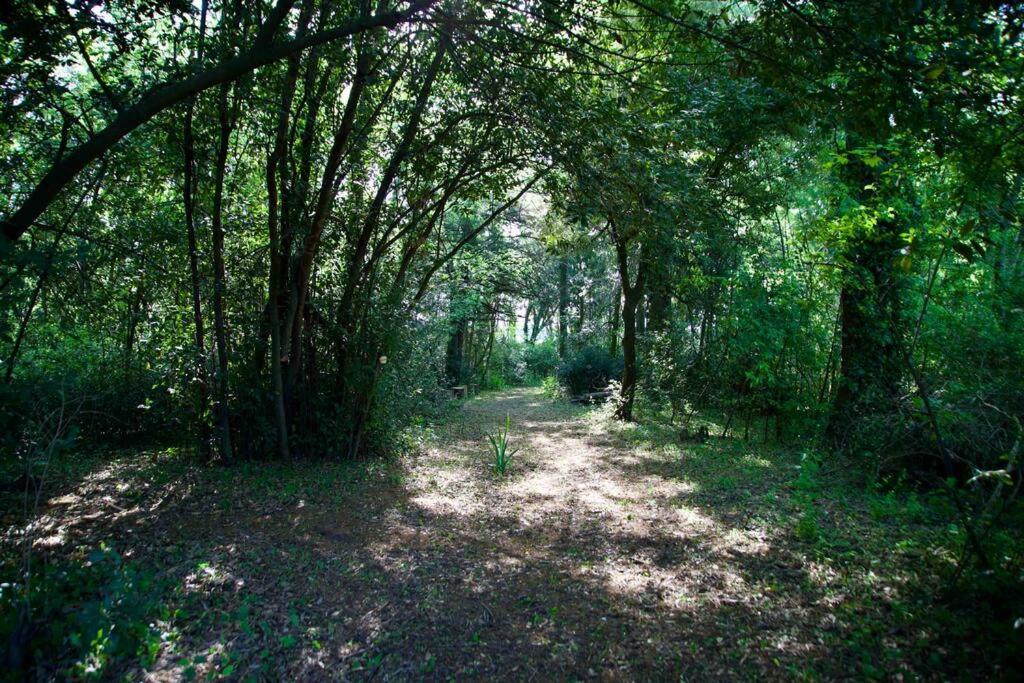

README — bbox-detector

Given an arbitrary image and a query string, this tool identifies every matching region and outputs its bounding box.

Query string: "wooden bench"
[451,385,467,399]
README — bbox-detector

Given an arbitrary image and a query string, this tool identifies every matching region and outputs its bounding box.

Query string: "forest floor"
[3,388,1020,680]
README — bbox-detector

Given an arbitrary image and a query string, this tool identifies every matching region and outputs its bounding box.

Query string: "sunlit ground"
[2,388,1018,680]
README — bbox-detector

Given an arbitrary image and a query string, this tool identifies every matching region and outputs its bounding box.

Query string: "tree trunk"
[609,284,621,357]
[285,42,372,388]
[445,316,466,386]
[618,289,640,420]
[263,8,312,459]
[826,124,906,444]
[210,82,234,461]
[648,285,669,332]
[480,307,497,384]
[827,231,904,440]
[182,98,211,457]
[575,284,585,341]
[611,220,644,421]
[267,168,291,460]
[530,304,548,344]
[5,271,46,384]
[335,37,447,400]
[558,255,569,358]
[337,39,447,328]
[124,272,146,371]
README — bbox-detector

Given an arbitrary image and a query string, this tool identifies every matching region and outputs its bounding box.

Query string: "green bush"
[540,375,563,399]
[0,323,187,450]
[556,346,623,396]
[793,453,822,543]
[481,370,508,391]
[480,339,559,387]
[518,342,559,384]
[0,544,170,680]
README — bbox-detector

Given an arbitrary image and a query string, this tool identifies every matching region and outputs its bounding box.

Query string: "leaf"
[924,63,946,80]
[951,242,974,262]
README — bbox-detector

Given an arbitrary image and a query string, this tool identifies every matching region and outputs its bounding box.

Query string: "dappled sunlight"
[3,389,1000,679]
[740,453,774,469]
[3,0,1019,675]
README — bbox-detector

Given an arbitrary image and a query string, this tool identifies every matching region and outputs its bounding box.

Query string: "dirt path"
[264,388,828,680]
[10,388,979,680]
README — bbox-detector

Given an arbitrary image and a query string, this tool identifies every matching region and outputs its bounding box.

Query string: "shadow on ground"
[1,388,1014,680]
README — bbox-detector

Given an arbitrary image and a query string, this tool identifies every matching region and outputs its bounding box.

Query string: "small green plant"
[794,452,821,492]
[540,375,561,399]
[793,452,822,543]
[795,505,820,542]
[487,413,519,475]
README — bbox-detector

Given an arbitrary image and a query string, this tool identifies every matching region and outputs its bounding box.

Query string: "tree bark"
[558,255,569,358]
[445,317,466,386]
[285,43,373,387]
[647,285,669,332]
[827,229,904,439]
[210,82,234,461]
[5,271,46,384]
[480,306,497,384]
[124,272,146,371]
[826,125,906,444]
[263,5,314,459]
[618,288,641,420]
[337,38,447,338]
[611,221,644,421]
[182,93,211,457]
[609,283,621,357]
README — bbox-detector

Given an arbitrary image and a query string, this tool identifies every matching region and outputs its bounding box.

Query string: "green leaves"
[487,413,519,475]
[950,238,986,264]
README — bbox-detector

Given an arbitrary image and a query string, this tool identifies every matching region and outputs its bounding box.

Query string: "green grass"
[590,406,1024,677]
[4,395,1022,680]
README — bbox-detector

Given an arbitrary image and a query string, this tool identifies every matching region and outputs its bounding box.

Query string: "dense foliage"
[1,0,1022,678]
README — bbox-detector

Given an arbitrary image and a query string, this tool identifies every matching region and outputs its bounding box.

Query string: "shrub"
[0,544,170,679]
[519,342,559,384]
[0,323,188,449]
[540,375,563,399]
[795,505,820,542]
[481,371,508,391]
[481,339,558,387]
[793,453,822,543]
[556,346,623,396]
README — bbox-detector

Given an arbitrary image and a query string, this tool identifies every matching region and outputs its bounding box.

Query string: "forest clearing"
[3,388,1018,680]
[2,0,1023,679]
